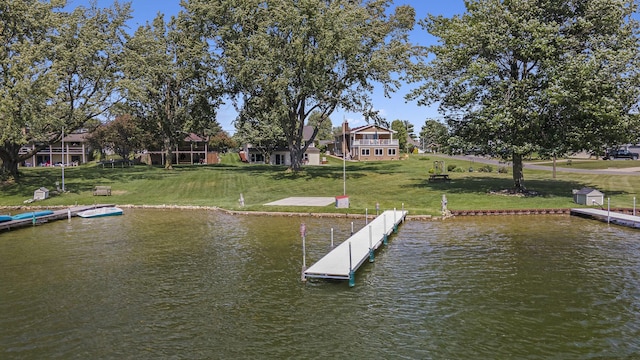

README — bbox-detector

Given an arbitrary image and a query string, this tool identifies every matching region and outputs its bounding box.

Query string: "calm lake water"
[1,208,639,359]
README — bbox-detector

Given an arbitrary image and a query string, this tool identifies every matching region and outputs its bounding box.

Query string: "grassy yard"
[1,154,638,216]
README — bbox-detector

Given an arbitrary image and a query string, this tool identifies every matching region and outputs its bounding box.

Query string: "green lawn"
[1,154,638,216]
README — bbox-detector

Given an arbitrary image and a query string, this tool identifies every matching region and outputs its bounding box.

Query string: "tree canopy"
[122,13,221,169]
[184,0,417,171]
[0,1,131,178]
[409,0,640,190]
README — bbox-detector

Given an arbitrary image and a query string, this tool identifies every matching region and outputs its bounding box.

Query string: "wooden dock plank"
[304,209,407,280]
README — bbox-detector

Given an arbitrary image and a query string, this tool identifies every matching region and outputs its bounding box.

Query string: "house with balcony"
[335,122,399,161]
[19,130,91,167]
[143,133,218,165]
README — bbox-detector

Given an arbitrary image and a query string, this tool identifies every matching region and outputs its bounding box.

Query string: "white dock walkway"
[304,209,408,282]
[570,208,640,229]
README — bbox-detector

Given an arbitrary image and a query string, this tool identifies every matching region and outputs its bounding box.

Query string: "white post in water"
[331,228,334,247]
[351,221,354,235]
[607,198,611,224]
[301,223,307,282]
[368,225,374,262]
[383,214,388,245]
[634,197,637,216]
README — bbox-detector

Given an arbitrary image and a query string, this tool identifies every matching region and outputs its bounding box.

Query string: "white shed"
[573,187,604,206]
[34,187,49,201]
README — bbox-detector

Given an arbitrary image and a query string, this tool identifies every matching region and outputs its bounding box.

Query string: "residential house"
[19,130,91,167]
[335,121,399,161]
[143,133,218,165]
[243,126,321,166]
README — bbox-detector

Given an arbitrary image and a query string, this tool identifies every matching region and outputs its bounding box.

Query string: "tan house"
[19,130,91,167]
[335,122,399,161]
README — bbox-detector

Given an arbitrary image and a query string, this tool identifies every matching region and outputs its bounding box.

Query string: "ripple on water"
[1,211,640,359]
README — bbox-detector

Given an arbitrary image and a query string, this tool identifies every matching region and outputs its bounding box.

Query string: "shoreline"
[2,203,637,222]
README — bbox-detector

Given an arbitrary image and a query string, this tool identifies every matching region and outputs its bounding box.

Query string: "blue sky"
[67,0,467,134]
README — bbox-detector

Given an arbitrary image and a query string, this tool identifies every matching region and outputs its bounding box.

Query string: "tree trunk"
[1,157,20,180]
[512,152,525,191]
[0,142,39,180]
[289,145,303,171]
[164,138,174,170]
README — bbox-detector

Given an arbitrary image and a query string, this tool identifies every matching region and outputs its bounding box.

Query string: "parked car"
[604,149,639,160]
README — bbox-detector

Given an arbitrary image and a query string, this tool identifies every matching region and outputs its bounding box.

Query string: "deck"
[0,205,115,232]
[570,208,640,229]
[304,209,408,283]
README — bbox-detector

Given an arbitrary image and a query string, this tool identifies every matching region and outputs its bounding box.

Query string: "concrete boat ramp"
[303,209,408,286]
[0,205,115,232]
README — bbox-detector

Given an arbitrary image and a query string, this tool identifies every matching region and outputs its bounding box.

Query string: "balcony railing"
[19,146,86,155]
[352,139,398,146]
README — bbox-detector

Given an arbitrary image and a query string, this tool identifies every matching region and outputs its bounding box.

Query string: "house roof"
[576,187,603,196]
[184,133,208,142]
[62,132,89,143]
[349,124,396,134]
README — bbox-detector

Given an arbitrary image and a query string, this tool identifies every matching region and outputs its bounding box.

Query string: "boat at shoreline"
[77,207,123,218]
[11,210,54,221]
[0,215,12,222]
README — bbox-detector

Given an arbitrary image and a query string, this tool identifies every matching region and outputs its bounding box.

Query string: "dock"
[303,209,408,285]
[570,208,640,229]
[0,205,114,232]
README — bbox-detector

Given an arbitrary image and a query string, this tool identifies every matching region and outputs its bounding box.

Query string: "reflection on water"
[1,209,639,359]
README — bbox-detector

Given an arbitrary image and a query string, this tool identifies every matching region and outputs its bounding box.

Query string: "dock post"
[349,242,355,287]
[369,225,374,263]
[383,215,388,245]
[607,198,611,224]
[67,208,71,221]
[32,213,36,226]
[402,203,405,222]
[393,208,398,233]
[376,202,379,216]
[331,228,334,248]
[301,223,307,283]
[351,222,354,236]
[634,197,636,216]
[365,208,368,225]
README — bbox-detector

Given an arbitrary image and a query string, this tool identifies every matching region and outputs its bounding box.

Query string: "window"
[361,148,370,156]
[388,148,397,156]
[374,148,383,156]
[251,153,264,163]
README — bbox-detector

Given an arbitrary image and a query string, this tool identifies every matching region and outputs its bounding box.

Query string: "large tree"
[391,119,409,153]
[409,0,640,190]
[88,114,150,161]
[123,14,221,169]
[420,119,449,152]
[307,111,334,141]
[185,0,416,171]
[0,1,130,179]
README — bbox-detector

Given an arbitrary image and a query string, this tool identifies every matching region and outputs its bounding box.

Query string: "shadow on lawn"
[407,176,628,198]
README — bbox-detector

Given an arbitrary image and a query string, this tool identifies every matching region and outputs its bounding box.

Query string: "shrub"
[498,166,509,174]
[478,164,493,172]
[447,164,457,172]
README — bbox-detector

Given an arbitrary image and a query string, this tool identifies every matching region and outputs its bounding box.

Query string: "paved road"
[441,154,640,176]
